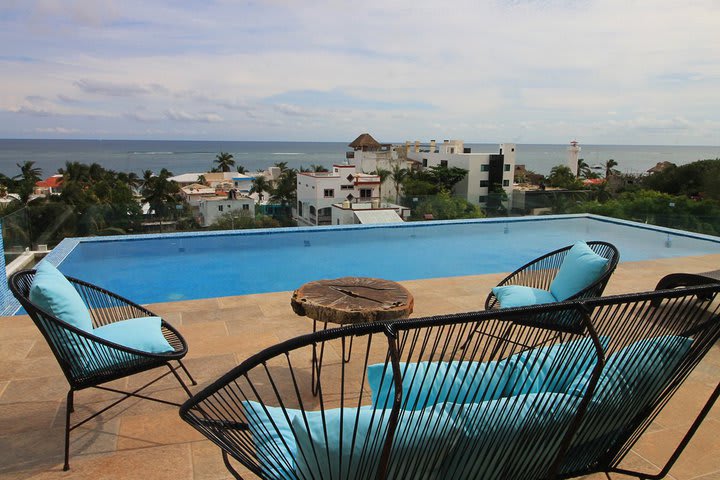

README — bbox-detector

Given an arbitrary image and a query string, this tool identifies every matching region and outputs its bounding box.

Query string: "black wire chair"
[181,282,720,479]
[485,241,620,310]
[9,269,197,471]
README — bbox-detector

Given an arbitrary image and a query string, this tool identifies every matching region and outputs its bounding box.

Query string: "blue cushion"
[492,285,558,308]
[505,337,609,396]
[29,261,93,332]
[549,242,609,301]
[368,361,446,410]
[93,317,173,354]
[437,358,515,405]
[562,335,693,472]
[442,392,580,479]
[293,406,458,479]
[242,401,301,480]
[567,335,693,401]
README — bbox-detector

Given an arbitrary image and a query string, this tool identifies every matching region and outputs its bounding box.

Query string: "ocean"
[0,139,718,178]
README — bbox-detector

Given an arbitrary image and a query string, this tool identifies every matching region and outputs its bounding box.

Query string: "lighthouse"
[567,140,581,176]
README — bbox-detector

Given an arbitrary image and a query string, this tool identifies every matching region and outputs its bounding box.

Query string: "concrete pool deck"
[1,253,720,479]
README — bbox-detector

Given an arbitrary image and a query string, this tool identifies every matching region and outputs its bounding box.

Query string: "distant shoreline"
[1,139,718,177]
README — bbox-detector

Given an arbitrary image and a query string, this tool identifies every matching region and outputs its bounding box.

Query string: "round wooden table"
[291,276,414,324]
[291,277,414,395]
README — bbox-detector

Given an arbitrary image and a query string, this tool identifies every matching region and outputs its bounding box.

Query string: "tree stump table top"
[291,277,414,325]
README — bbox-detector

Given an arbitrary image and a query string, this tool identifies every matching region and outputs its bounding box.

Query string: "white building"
[346,133,415,202]
[405,140,516,209]
[198,195,255,227]
[296,164,381,226]
[180,183,217,207]
[567,140,581,176]
[231,174,254,195]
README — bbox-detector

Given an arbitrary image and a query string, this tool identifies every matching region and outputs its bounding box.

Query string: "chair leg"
[64,390,74,471]
[177,360,197,386]
[168,363,194,398]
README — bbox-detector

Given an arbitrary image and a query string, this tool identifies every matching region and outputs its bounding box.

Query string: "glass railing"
[3,186,720,263]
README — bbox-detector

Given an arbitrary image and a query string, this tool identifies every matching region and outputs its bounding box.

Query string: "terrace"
[2,251,720,480]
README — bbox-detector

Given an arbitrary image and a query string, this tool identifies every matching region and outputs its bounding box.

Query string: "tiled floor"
[2,254,720,479]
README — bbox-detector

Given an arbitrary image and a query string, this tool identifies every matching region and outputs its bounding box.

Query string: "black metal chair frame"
[180,283,720,480]
[9,269,197,471]
[485,240,620,310]
[655,270,720,292]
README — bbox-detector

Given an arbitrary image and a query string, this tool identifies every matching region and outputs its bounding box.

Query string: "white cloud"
[35,126,80,134]
[164,109,223,123]
[0,0,718,143]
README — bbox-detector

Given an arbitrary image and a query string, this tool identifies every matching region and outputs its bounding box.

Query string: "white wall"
[199,197,255,227]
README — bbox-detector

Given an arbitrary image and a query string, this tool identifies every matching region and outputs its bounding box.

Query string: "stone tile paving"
[1,254,720,479]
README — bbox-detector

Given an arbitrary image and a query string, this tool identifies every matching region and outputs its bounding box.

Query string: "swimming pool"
[47,214,720,305]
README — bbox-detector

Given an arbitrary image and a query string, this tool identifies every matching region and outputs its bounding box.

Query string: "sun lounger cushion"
[567,335,693,401]
[506,337,609,396]
[560,335,693,472]
[29,261,93,332]
[93,317,173,354]
[492,285,558,308]
[368,361,449,410]
[550,241,609,301]
[442,392,580,479]
[368,338,605,410]
[242,400,301,480]
[293,406,458,480]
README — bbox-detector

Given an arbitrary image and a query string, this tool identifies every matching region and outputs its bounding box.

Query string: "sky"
[0,0,719,145]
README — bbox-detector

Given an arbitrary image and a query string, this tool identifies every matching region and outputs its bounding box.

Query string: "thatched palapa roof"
[349,133,382,151]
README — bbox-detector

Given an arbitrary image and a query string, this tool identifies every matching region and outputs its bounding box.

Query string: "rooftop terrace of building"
[2,254,720,479]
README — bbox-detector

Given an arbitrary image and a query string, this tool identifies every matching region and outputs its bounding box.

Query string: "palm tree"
[577,158,592,179]
[250,176,271,202]
[310,164,329,173]
[214,152,235,173]
[141,168,178,231]
[14,161,42,203]
[390,164,407,204]
[605,159,619,179]
[236,165,247,174]
[373,168,391,201]
[274,161,289,172]
[16,161,42,184]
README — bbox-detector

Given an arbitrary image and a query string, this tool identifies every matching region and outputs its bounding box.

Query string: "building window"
[346,174,354,182]
[481,164,489,172]
[341,185,354,190]
[479,196,487,203]
[480,180,489,187]
[440,160,448,167]
[309,206,316,216]
[504,164,511,172]
[218,205,223,212]
[503,180,510,187]
[242,204,249,210]
[324,189,334,198]
[422,158,428,167]
[360,189,372,198]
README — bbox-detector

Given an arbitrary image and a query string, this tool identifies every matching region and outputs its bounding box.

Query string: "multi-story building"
[296,164,381,226]
[346,133,415,202]
[404,140,516,209]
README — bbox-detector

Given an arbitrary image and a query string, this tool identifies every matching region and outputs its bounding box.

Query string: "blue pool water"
[51,215,720,305]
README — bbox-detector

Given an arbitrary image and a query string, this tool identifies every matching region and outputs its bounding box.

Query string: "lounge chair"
[180,283,720,479]
[655,269,720,291]
[485,240,620,310]
[9,264,196,470]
